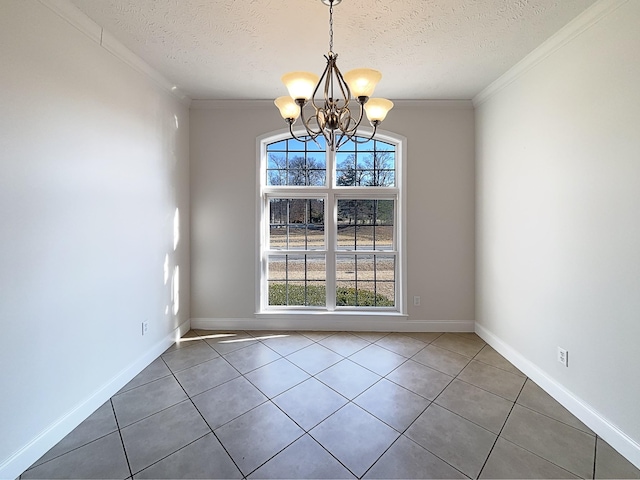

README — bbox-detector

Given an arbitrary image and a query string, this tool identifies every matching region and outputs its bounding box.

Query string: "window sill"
[255,310,408,320]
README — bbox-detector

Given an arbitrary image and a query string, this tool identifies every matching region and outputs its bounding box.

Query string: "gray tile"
[412,344,471,376]
[121,400,210,475]
[192,376,267,430]
[249,434,356,479]
[501,404,596,478]
[259,333,314,356]
[386,359,453,400]
[222,342,281,374]
[163,337,205,354]
[318,332,370,356]
[298,330,336,341]
[174,356,239,397]
[349,344,407,376]
[316,359,382,400]
[364,435,466,479]
[286,343,343,375]
[517,379,592,433]
[183,329,203,337]
[245,358,310,398]
[402,332,443,344]
[23,432,129,479]
[247,330,293,338]
[134,433,242,479]
[480,437,579,479]
[457,360,526,401]
[405,404,496,479]
[310,403,400,478]
[595,437,640,479]
[194,329,245,338]
[352,331,389,343]
[118,357,172,394]
[452,332,486,344]
[112,375,188,427]
[435,379,513,434]
[214,401,304,476]
[31,401,118,467]
[161,341,219,372]
[272,378,348,431]
[432,333,485,357]
[475,344,524,376]
[203,331,258,355]
[354,379,430,432]
[374,333,426,357]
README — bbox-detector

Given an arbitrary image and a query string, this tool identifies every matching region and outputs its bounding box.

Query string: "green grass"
[269,283,393,307]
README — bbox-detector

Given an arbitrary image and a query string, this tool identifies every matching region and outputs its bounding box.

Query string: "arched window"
[257,131,406,314]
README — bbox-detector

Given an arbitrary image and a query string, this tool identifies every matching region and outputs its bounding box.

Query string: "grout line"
[167,350,245,478]
[129,432,211,478]
[476,377,527,478]
[110,398,133,479]
[593,435,599,479]
[515,401,596,437]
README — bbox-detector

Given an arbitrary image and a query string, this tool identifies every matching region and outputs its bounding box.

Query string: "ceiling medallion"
[274,0,393,151]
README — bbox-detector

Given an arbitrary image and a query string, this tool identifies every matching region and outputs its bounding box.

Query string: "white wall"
[190,101,475,330]
[476,0,640,466]
[0,1,190,477]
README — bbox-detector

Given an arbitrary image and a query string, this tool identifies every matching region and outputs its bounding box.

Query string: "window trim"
[256,127,407,317]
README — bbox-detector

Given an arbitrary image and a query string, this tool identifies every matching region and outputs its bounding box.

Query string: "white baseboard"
[190,317,475,333]
[1,319,190,480]
[475,323,640,470]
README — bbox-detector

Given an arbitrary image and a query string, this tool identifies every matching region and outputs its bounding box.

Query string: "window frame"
[256,128,407,316]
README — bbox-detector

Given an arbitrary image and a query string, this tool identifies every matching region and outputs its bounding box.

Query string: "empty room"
[1,0,639,478]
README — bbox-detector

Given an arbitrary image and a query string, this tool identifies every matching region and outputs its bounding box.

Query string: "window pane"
[333,137,395,187]
[288,138,306,151]
[336,256,356,281]
[335,254,395,307]
[269,198,325,250]
[267,140,287,151]
[268,254,326,306]
[266,140,327,186]
[337,199,394,250]
[376,255,396,304]
[287,155,307,186]
[375,139,394,151]
[307,136,326,151]
[358,139,375,152]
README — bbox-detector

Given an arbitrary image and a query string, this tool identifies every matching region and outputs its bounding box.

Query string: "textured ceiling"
[67,0,598,100]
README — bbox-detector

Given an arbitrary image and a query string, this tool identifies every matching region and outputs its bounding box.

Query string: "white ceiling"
[68,0,598,100]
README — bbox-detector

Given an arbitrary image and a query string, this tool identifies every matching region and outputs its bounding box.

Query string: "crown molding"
[473,0,628,107]
[38,0,191,107]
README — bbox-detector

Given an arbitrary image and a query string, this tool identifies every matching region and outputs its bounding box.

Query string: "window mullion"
[326,186,336,311]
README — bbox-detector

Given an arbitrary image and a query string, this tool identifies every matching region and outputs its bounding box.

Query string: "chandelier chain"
[329,1,334,53]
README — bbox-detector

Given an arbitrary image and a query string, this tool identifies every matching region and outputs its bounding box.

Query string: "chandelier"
[274,0,394,151]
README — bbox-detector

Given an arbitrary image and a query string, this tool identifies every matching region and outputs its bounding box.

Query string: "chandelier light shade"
[364,98,395,123]
[274,0,393,151]
[343,69,382,98]
[281,72,320,101]
[274,96,301,120]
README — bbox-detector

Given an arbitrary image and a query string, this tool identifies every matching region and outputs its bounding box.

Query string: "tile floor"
[22,330,640,479]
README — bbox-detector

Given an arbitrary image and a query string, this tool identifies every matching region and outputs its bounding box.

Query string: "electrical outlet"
[413,296,421,306]
[557,347,568,367]
[142,321,149,336]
